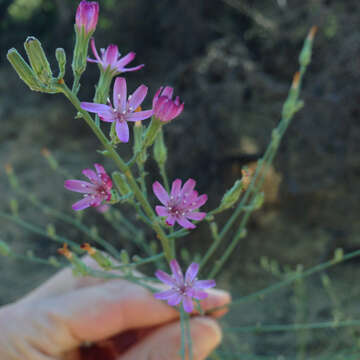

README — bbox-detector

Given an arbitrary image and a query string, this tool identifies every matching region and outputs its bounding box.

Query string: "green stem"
[207,248,360,314]
[0,212,82,252]
[111,253,165,269]
[56,82,173,262]
[224,319,360,333]
[205,63,308,277]
[14,187,120,259]
[180,306,186,360]
[159,164,170,193]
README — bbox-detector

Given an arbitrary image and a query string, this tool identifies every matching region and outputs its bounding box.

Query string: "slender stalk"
[111,252,165,269]
[224,319,360,333]
[0,211,82,252]
[14,187,120,259]
[10,253,65,267]
[159,164,170,192]
[206,64,309,277]
[207,248,360,314]
[56,82,173,261]
[180,306,186,360]
[185,313,193,360]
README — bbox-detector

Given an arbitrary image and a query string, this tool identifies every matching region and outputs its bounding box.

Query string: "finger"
[21,256,106,302]
[119,317,222,360]
[31,278,230,355]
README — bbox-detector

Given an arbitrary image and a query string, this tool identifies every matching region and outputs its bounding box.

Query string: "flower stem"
[202,27,315,276]
[56,82,174,262]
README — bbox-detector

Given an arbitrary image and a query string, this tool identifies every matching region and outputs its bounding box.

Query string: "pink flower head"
[152,86,184,123]
[64,163,112,211]
[154,259,216,313]
[88,38,144,74]
[75,1,99,35]
[153,178,207,229]
[81,77,153,143]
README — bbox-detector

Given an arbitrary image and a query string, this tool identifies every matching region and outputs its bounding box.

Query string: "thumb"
[119,317,222,360]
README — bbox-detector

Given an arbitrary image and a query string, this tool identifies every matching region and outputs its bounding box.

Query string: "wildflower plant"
[4,2,356,359]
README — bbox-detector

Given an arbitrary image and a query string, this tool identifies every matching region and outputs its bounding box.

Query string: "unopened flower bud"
[46,224,56,238]
[299,26,317,67]
[73,1,99,79]
[58,243,73,260]
[81,243,112,270]
[133,121,144,154]
[48,256,61,267]
[219,179,243,210]
[253,192,265,210]
[41,148,59,170]
[112,172,131,196]
[55,48,67,79]
[120,249,130,265]
[75,1,99,36]
[241,167,252,190]
[5,164,19,189]
[153,129,168,166]
[58,243,89,275]
[0,240,11,256]
[24,36,53,85]
[7,48,43,92]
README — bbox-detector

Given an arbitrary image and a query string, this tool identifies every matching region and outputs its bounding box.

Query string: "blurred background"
[1,0,360,358]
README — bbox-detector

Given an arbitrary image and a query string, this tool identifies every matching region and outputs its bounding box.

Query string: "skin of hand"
[0,257,231,360]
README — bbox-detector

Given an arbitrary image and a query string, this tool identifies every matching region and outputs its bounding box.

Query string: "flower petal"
[189,194,208,210]
[113,77,127,113]
[155,205,169,217]
[82,169,98,183]
[185,262,199,283]
[182,296,194,313]
[81,102,112,114]
[115,52,136,70]
[181,178,196,197]
[121,64,144,73]
[126,110,153,122]
[155,270,176,286]
[167,293,182,306]
[104,44,119,69]
[187,288,208,300]
[153,87,163,108]
[115,120,130,143]
[166,215,176,226]
[170,259,184,284]
[162,86,174,99]
[94,163,106,176]
[64,180,96,193]
[176,216,196,229]
[170,179,182,198]
[154,289,177,300]
[90,38,101,62]
[194,279,216,289]
[186,212,206,221]
[72,197,93,211]
[153,181,170,205]
[128,84,148,111]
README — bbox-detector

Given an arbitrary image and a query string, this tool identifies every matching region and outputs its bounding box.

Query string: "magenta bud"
[75,0,99,35]
[153,86,184,123]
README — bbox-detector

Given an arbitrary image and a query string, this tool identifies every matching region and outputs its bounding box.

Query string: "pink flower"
[81,77,153,143]
[75,1,99,35]
[152,86,184,122]
[154,259,216,313]
[64,163,112,211]
[153,179,207,229]
[88,38,144,74]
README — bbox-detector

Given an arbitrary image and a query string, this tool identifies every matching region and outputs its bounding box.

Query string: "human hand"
[0,258,230,359]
